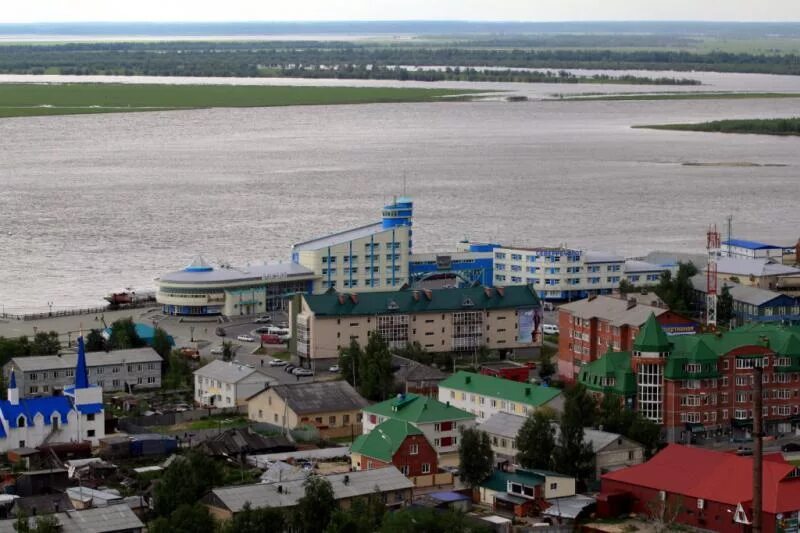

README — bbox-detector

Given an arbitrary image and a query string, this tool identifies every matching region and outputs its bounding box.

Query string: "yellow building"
[291,198,413,293]
[290,284,543,367]
[247,381,368,439]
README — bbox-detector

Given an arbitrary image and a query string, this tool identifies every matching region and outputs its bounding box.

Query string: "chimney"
[350,294,359,305]
[412,291,420,301]
[344,474,350,485]
[496,287,505,297]
[484,287,493,298]
[278,485,283,493]
[525,387,531,396]
[423,289,433,300]
[627,298,637,310]
[465,375,471,384]
[338,294,346,305]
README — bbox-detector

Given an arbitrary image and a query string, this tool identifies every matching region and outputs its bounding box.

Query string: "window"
[329,415,336,426]
[17,416,25,428]
[421,463,431,474]
[550,482,558,490]
[87,429,95,437]
[400,465,409,476]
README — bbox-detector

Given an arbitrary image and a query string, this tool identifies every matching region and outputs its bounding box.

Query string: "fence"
[117,405,247,431]
[0,299,157,322]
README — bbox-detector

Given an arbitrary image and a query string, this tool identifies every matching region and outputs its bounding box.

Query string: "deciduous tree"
[516,409,556,470]
[293,475,336,533]
[458,428,494,489]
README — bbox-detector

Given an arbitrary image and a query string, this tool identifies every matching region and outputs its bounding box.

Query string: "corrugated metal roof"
[363,392,473,424]
[292,222,387,252]
[624,260,666,274]
[715,257,800,277]
[0,505,143,533]
[723,239,784,250]
[10,348,161,372]
[477,412,526,439]
[439,372,561,408]
[193,360,274,385]
[584,250,624,263]
[692,274,794,307]
[209,466,413,513]
[267,381,368,415]
[559,295,667,327]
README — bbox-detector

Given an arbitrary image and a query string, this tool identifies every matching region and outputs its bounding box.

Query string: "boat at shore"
[104,288,156,305]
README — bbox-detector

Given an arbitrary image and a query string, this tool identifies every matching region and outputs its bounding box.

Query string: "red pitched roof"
[602,444,800,514]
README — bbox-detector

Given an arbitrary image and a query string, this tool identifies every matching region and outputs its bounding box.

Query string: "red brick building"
[350,418,438,479]
[581,316,800,443]
[558,294,699,382]
[599,444,800,533]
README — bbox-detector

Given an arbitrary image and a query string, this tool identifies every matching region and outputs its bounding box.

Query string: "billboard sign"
[518,308,542,344]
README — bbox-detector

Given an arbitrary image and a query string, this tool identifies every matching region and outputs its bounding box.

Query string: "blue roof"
[430,491,471,502]
[723,239,783,250]
[76,403,104,415]
[9,370,16,390]
[103,323,174,345]
[0,397,72,428]
[75,337,89,389]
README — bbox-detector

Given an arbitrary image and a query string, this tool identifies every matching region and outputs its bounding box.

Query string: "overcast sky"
[2,0,799,24]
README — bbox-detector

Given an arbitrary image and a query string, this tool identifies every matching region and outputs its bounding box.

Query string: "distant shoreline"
[634,117,800,136]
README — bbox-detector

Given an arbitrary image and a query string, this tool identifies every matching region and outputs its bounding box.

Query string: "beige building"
[247,381,368,438]
[713,257,800,296]
[291,285,543,367]
[193,360,275,408]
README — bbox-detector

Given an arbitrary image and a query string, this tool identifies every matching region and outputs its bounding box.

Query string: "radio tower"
[706,225,721,328]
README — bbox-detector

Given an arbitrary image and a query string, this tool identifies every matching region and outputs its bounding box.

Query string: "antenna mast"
[706,224,721,328]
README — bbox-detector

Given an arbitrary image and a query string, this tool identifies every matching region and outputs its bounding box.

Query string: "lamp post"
[190,326,195,343]
[48,301,53,317]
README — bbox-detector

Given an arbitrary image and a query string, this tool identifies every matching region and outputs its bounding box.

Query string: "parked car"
[254,316,272,324]
[255,326,271,334]
[783,442,800,453]
[293,368,314,377]
[328,365,340,373]
[215,327,227,337]
[542,324,560,335]
[278,334,291,343]
[261,334,282,345]
[277,321,289,329]
[179,347,199,360]
[269,359,287,367]
[267,326,290,336]
[284,364,296,373]
[237,334,255,342]
[210,346,224,355]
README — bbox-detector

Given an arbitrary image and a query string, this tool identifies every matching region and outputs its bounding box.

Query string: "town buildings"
[691,274,800,326]
[0,505,144,533]
[291,284,542,367]
[4,347,163,398]
[361,393,475,465]
[203,467,414,520]
[291,197,413,293]
[557,295,699,381]
[0,337,105,452]
[580,315,800,442]
[193,360,275,408]
[713,257,800,296]
[390,355,448,396]
[247,381,368,438]
[350,419,440,484]
[479,360,532,383]
[599,444,800,533]
[156,256,315,316]
[477,412,644,479]
[438,371,563,423]
[478,468,576,517]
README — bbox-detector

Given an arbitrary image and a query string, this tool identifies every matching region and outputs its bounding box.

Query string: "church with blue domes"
[0,336,105,452]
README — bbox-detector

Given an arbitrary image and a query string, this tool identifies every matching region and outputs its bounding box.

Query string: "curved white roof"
[158,261,315,284]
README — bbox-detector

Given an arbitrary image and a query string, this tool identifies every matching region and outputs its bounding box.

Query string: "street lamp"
[48,301,53,317]
[190,326,195,343]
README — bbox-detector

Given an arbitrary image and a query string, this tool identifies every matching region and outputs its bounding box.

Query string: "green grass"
[554,91,800,102]
[186,415,249,430]
[0,83,480,119]
[635,117,800,136]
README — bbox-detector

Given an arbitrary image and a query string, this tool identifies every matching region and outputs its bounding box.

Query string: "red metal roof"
[602,444,800,514]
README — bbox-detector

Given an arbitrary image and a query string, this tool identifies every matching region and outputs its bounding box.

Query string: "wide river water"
[0,73,799,312]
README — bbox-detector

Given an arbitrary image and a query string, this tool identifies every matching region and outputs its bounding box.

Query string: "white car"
[237,334,255,342]
[269,359,287,367]
[254,316,272,324]
[210,346,224,355]
[542,324,560,335]
[292,368,314,377]
[328,365,340,373]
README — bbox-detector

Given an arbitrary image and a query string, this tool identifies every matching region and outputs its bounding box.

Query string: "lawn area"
[186,415,249,431]
[0,83,480,119]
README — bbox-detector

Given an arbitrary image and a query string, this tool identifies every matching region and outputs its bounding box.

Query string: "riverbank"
[634,117,800,136]
[0,83,480,118]
[554,91,800,101]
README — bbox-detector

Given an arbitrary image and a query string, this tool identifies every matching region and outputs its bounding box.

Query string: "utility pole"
[753,362,763,533]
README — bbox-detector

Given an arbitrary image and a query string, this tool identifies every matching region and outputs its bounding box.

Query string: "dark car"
[284,364,296,373]
[215,327,227,337]
[782,442,800,453]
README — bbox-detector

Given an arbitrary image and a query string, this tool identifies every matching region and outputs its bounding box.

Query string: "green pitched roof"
[304,285,540,317]
[363,393,474,424]
[439,371,561,407]
[633,313,672,352]
[350,418,424,462]
[579,351,636,396]
[480,468,544,492]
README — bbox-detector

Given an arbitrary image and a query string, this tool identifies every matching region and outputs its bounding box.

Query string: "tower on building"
[631,313,672,424]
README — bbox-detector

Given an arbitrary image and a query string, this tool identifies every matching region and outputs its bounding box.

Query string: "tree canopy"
[458,427,494,488]
[293,475,337,533]
[516,409,556,470]
[655,261,698,315]
[108,317,146,350]
[153,451,224,517]
[340,333,395,402]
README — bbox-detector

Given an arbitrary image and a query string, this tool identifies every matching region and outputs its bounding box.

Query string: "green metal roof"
[578,351,636,396]
[633,313,672,352]
[350,418,424,462]
[480,468,544,492]
[439,371,561,407]
[363,393,474,424]
[303,285,540,317]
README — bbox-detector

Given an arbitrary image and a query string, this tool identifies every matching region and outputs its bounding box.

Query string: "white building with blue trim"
[0,337,105,452]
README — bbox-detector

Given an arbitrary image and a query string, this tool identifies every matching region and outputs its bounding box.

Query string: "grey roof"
[714,257,800,278]
[559,295,667,326]
[292,221,387,252]
[207,466,413,513]
[194,360,274,385]
[66,487,123,505]
[624,260,667,274]
[542,494,596,519]
[9,348,162,372]
[260,461,308,484]
[0,505,144,533]
[267,381,368,415]
[632,251,708,269]
[477,412,526,439]
[159,261,315,284]
[391,355,447,383]
[248,447,351,467]
[584,251,624,264]
[692,275,792,306]
[409,251,494,263]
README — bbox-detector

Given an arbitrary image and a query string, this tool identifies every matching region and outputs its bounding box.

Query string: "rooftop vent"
[387,299,399,311]
[412,290,420,301]
[344,474,350,485]
[627,298,637,310]
[423,289,433,301]
[525,387,531,396]
[484,288,494,298]
[462,297,475,308]
[338,294,346,305]
[465,376,471,384]
[496,287,505,297]
[350,294,359,305]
